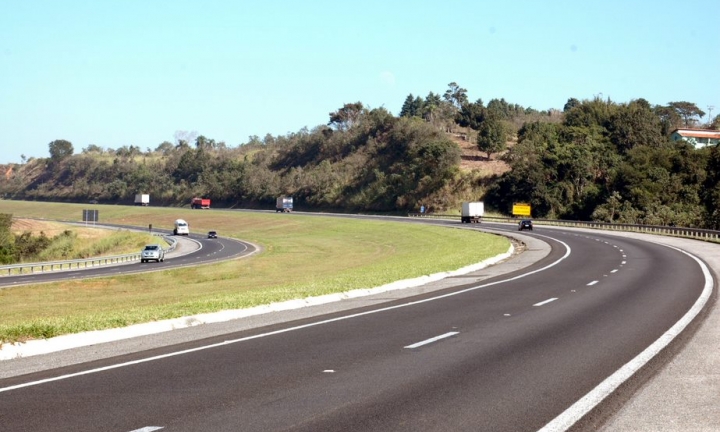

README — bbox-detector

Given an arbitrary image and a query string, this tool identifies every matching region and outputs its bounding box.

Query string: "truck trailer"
[191,197,211,209]
[461,201,484,223]
[276,197,293,212]
[134,194,150,206]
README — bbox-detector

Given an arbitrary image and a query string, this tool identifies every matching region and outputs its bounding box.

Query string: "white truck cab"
[174,219,190,236]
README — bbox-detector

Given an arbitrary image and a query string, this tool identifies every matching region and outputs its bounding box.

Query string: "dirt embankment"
[447,133,512,176]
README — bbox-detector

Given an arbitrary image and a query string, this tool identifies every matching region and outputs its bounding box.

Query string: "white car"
[141,244,165,263]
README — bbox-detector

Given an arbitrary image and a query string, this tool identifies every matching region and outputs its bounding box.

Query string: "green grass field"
[0,201,510,343]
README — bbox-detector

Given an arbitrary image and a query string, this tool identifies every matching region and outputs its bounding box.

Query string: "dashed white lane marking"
[539,245,713,432]
[0,236,573,393]
[533,298,558,307]
[622,261,626,265]
[129,427,163,432]
[587,281,599,286]
[611,269,618,273]
[404,332,459,349]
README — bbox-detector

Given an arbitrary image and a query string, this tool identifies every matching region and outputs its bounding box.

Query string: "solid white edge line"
[404,331,459,349]
[128,427,163,432]
[537,245,713,432]
[0,236,573,394]
[533,298,558,307]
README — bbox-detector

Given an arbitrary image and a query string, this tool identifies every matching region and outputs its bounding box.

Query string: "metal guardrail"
[0,234,177,277]
[407,213,720,242]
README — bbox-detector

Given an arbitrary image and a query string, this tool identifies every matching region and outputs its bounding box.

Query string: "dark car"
[518,219,533,231]
[207,230,217,239]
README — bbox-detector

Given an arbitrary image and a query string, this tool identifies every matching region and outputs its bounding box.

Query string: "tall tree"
[607,99,665,152]
[422,92,443,123]
[328,102,365,131]
[443,82,468,109]
[654,105,683,135]
[668,101,706,127]
[456,100,486,130]
[399,94,415,117]
[195,135,216,150]
[476,115,507,160]
[563,98,581,112]
[48,139,74,162]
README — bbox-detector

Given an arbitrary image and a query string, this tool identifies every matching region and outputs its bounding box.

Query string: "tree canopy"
[2,87,717,229]
[48,140,74,162]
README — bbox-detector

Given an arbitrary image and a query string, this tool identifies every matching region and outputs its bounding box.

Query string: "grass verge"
[0,201,510,343]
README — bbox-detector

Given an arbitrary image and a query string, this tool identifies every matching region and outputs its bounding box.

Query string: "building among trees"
[670,128,720,148]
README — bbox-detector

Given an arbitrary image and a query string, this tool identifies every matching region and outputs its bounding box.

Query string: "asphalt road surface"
[0,228,256,289]
[0,223,709,432]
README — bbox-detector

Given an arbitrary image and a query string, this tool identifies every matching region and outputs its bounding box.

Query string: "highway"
[0,221,710,431]
[0,229,257,289]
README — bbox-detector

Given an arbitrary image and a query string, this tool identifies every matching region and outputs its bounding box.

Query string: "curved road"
[0,220,711,431]
[0,228,257,288]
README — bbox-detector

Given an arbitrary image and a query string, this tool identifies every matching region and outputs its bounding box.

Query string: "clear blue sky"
[2,0,718,163]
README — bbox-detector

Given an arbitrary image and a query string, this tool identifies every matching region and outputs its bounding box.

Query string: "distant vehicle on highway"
[134,193,150,206]
[207,230,217,239]
[518,219,533,231]
[461,201,484,223]
[191,197,211,209]
[276,196,293,212]
[141,244,165,263]
[174,219,189,236]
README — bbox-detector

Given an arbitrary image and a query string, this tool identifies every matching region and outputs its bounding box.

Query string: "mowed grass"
[0,201,509,343]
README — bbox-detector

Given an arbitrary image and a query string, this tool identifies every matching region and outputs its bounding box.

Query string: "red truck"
[190,197,211,209]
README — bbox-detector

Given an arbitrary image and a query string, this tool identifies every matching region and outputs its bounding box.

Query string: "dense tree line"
[1,83,719,227]
[487,97,715,226]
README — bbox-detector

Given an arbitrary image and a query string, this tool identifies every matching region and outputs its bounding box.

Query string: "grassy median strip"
[0,201,509,343]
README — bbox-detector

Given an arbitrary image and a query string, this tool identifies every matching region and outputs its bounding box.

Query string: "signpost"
[512,203,531,217]
[82,209,99,226]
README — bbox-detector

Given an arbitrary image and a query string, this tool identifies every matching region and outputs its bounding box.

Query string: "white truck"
[276,196,293,212]
[134,194,150,206]
[173,219,190,235]
[461,201,484,223]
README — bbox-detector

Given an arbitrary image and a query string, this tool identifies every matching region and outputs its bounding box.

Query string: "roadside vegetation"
[1,83,717,227]
[0,215,157,264]
[0,201,510,344]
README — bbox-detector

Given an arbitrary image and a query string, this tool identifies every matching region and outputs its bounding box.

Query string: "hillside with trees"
[1,83,719,228]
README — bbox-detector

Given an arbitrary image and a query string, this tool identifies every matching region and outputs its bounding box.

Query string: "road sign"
[512,203,531,217]
[82,209,99,222]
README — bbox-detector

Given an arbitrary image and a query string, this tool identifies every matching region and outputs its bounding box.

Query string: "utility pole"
[708,106,715,125]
